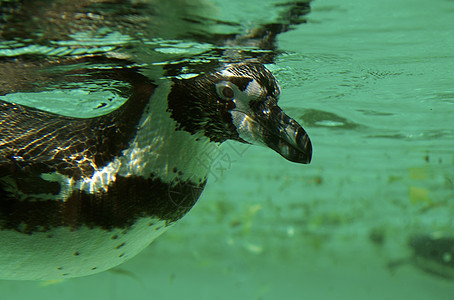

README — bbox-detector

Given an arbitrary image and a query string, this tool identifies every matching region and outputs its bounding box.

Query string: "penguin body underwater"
[0,0,312,280]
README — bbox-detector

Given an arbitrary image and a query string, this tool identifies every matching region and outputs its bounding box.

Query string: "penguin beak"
[231,101,312,164]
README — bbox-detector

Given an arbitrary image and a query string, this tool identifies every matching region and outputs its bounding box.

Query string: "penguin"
[0,0,312,280]
[0,60,311,280]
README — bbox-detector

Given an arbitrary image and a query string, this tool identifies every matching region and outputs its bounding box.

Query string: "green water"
[1,0,454,299]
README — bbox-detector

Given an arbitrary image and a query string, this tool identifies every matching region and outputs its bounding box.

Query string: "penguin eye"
[221,87,234,99]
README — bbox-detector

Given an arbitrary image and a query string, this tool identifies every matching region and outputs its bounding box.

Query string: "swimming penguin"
[0,0,312,280]
[0,61,311,280]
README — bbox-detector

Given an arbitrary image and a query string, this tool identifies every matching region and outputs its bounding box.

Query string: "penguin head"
[167,62,312,164]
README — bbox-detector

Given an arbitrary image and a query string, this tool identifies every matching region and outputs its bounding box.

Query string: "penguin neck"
[115,80,219,184]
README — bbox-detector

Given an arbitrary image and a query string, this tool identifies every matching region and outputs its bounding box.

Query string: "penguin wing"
[0,101,101,178]
[0,57,156,178]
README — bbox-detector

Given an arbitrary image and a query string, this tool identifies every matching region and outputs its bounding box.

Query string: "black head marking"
[229,77,253,92]
[167,73,241,143]
[168,62,311,164]
[167,62,279,143]
[223,63,280,98]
